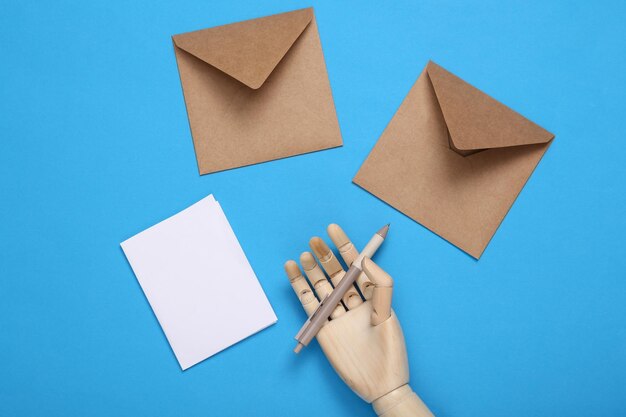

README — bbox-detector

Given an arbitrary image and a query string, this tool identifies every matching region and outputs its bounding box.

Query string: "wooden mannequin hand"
[284,224,434,417]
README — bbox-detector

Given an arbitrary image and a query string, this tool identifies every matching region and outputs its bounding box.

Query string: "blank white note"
[121,194,277,370]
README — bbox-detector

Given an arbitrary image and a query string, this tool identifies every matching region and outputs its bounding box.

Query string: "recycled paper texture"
[353,62,554,258]
[173,7,342,174]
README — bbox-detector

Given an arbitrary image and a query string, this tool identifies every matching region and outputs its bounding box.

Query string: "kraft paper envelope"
[172,7,342,175]
[353,61,555,258]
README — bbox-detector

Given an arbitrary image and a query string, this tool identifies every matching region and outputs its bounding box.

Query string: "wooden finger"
[327,224,374,299]
[310,237,363,309]
[284,260,319,316]
[300,252,345,318]
[362,257,393,326]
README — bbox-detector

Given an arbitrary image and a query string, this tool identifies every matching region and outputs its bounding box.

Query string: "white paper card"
[121,195,277,370]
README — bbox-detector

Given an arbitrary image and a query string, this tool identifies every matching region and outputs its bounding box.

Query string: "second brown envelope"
[173,8,342,175]
[353,62,555,259]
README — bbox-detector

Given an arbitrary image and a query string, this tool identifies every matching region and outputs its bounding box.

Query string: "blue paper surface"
[1,1,625,416]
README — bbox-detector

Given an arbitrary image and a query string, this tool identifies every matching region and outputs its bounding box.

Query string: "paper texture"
[121,195,277,370]
[173,7,342,175]
[353,61,554,259]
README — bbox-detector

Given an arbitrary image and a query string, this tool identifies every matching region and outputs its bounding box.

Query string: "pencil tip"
[377,224,390,239]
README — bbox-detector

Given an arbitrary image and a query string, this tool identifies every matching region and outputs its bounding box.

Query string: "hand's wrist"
[372,385,434,417]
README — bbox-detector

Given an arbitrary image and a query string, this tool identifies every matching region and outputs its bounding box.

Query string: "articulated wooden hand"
[284,224,434,417]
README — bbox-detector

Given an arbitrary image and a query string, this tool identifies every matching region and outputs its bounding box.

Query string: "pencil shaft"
[295,265,361,347]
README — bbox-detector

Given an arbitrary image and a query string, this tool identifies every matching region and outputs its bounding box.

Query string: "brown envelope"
[172,8,342,175]
[353,61,555,259]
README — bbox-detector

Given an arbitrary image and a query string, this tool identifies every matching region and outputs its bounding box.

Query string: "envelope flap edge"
[426,61,554,150]
[172,7,314,89]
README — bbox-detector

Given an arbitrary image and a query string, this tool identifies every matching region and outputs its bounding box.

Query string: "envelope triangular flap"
[426,61,554,152]
[172,8,314,89]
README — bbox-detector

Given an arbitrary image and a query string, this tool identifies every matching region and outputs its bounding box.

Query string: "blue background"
[1,0,625,416]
